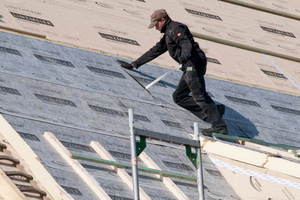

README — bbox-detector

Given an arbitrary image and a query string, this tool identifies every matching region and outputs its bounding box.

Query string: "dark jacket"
[132,18,205,70]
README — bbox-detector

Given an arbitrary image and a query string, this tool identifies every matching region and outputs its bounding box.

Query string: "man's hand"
[121,62,134,69]
[117,60,134,69]
[179,55,190,65]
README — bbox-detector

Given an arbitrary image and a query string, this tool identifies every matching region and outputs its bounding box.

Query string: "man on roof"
[120,9,227,136]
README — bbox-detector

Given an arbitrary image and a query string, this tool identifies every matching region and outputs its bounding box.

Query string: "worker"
[120,9,227,136]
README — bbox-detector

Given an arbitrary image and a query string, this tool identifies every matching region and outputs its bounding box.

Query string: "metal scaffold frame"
[128,108,205,200]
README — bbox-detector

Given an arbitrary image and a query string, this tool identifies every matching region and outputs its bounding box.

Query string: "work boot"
[199,102,227,137]
[202,125,228,137]
[216,104,225,118]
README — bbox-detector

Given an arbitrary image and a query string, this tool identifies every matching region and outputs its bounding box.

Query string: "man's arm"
[132,35,167,69]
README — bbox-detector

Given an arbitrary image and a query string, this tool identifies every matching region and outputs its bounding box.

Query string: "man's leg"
[172,74,207,120]
[185,64,227,136]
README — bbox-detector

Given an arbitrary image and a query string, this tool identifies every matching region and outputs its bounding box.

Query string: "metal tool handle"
[145,64,181,89]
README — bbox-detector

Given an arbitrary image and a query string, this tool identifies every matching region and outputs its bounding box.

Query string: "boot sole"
[202,126,228,137]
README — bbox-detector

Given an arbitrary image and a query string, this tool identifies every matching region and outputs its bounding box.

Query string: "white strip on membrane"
[209,156,300,189]
[263,53,300,91]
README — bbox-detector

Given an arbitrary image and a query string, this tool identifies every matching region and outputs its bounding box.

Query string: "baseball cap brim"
[148,20,157,29]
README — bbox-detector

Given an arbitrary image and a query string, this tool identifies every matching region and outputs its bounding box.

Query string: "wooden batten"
[138,152,189,200]
[90,141,151,200]
[44,132,111,200]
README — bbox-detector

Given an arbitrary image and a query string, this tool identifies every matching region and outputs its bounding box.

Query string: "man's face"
[155,18,165,31]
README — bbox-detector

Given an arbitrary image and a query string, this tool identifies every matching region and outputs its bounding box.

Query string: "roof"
[0,0,300,199]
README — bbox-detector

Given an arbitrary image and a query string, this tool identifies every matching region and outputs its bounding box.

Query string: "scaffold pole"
[129,108,140,200]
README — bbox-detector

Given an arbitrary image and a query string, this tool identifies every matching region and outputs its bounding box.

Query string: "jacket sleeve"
[132,35,167,68]
[172,26,192,59]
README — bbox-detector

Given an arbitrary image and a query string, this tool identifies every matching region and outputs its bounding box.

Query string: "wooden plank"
[201,138,269,167]
[0,167,27,200]
[138,152,190,200]
[90,141,151,200]
[242,141,300,161]
[0,25,47,38]
[135,128,200,148]
[264,157,300,179]
[0,114,72,200]
[44,132,111,200]
[212,133,299,150]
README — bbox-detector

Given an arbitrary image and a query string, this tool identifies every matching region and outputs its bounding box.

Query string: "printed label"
[225,96,261,107]
[87,66,125,78]
[260,26,296,38]
[109,150,131,160]
[185,8,222,21]
[60,140,96,153]
[161,120,182,128]
[163,161,194,171]
[34,93,77,107]
[271,105,300,115]
[99,32,140,46]
[0,46,21,56]
[89,105,126,117]
[186,67,193,71]
[61,186,83,196]
[260,69,287,79]
[0,86,22,96]
[18,132,40,141]
[10,12,54,26]
[34,54,75,67]
[89,105,150,122]
[207,57,221,65]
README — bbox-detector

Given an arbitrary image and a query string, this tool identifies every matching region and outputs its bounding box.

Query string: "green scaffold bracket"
[136,136,146,156]
[186,145,199,169]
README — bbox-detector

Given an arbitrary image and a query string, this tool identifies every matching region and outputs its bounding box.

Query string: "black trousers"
[172,58,226,127]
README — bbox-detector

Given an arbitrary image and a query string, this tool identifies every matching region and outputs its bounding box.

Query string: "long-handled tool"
[117,59,181,91]
[145,64,181,89]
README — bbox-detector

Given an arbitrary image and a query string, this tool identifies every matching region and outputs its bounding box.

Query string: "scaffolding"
[128,108,205,200]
